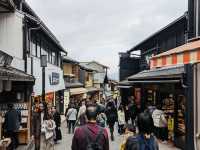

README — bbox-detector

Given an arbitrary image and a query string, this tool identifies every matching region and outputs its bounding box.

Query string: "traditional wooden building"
[62,56,86,112]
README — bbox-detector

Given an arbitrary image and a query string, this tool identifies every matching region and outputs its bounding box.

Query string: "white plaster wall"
[0,12,24,71]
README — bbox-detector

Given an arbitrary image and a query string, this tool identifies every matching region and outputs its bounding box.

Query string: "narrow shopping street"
[55,120,181,150]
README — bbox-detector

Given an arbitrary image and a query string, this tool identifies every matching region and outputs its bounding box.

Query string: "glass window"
[41,41,48,56]
[31,37,36,56]
[36,39,41,58]
[52,52,56,65]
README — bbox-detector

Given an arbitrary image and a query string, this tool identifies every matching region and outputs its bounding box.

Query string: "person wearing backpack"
[124,111,159,150]
[72,104,109,150]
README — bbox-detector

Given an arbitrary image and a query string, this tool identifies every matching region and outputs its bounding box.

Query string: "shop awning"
[0,66,35,82]
[150,39,200,69]
[65,82,83,88]
[86,87,100,93]
[128,65,185,83]
[69,88,87,95]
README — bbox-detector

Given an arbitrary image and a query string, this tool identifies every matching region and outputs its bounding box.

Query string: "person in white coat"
[66,104,77,133]
[152,104,168,143]
[118,105,125,135]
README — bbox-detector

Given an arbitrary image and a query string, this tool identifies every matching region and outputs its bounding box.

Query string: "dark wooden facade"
[188,0,200,38]
[128,14,188,71]
[119,52,140,81]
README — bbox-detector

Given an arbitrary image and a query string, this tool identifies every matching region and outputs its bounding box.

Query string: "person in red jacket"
[71,104,109,150]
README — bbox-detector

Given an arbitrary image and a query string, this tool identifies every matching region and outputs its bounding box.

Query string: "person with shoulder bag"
[125,111,159,150]
[41,112,56,150]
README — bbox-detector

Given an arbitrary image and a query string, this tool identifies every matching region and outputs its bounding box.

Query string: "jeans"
[68,120,76,133]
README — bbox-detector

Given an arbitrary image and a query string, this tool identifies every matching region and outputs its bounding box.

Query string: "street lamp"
[41,55,47,104]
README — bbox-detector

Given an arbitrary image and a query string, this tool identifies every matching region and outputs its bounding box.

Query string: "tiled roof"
[0,66,34,82]
[128,64,185,80]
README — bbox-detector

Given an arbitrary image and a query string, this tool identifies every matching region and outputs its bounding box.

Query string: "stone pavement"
[55,122,181,150]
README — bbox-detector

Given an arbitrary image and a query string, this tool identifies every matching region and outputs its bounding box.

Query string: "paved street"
[55,121,181,150]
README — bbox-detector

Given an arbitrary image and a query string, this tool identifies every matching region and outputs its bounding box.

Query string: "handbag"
[44,120,54,140]
[41,121,47,133]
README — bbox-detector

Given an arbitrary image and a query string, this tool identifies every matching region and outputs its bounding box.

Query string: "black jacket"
[4,109,21,132]
[53,111,61,127]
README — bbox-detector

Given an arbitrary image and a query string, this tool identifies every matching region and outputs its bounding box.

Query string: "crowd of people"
[67,96,165,150]
[2,95,172,150]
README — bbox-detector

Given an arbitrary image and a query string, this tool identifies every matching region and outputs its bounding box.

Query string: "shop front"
[0,66,35,146]
[128,63,193,150]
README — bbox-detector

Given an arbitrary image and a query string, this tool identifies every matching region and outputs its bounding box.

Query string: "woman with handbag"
[41,112,56,150]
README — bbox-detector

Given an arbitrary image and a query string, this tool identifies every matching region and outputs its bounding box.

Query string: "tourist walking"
[152,105,168,143]
[66,104,77,133]
[4,103,21,149]
[105,100,118,141]
[127,96,137,126]
[118,105,125,135]
[77,100,87,126]
[40,112,56,150]
[125,111,159,150]
[72,104,109,150]
[52,106,62,143]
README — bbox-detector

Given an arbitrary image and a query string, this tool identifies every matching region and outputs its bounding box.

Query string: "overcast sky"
[26,0,187,80]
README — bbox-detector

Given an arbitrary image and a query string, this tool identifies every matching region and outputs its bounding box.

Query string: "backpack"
[97,113,106,127]
[84,126,104,150]
[125,135,158,150]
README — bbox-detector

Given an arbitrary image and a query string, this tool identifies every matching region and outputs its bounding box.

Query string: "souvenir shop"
[127,64,194,150]
[0,66,35,146]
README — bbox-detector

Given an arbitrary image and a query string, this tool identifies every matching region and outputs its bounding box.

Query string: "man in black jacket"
[4,103,21,149]
[52,106,62,143]
[105,100,117,141]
